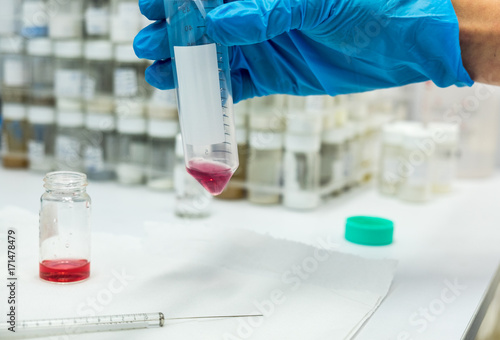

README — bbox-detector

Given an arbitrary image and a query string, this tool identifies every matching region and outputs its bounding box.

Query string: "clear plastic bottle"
[21,0,49,38]
[48,0,84,40]
[174,133,212,218]
[116,115,147,185]
[428,122,459,193]
[146,117,178,190]
[320,127,346,196]
[84,113,117,180]
[85,0,111,39]
[39,171,91,283]
[2,103,28,168]
[110,0,142,43]
[113,44,147,118]
[398,126,433,202]
[217,99,249,200]
[247,96,285,204]
[54,110,86,172]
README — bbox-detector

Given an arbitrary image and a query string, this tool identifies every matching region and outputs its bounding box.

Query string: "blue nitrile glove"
[134,0,473,103]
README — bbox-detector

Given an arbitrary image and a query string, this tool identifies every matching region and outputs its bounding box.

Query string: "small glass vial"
[320,127,346,196]
[110,0,143,43]
[84,113,118,180]
[27,107,56,172]
[27,38,55,108]
[378,124,404,196]
[85,0,111,39]
[39,171,91,283]
[84,40,114,115]
[398,126,433,202]
[428,122,459,193]
[54,40,84,111]
[114,44,147,118]
[48,0,84,40]
[247,96,285,205]
[146,118,178,190]
[2,103,28,168]
[21,0,49,38]
[174,134,212,218]
[1,36,30,104]
[217,99,249,200]
[54,109,85,172]
[116,115,147,185]
[0,0,20,36]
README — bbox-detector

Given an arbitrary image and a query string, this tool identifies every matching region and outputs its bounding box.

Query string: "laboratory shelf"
[0,168,499,339]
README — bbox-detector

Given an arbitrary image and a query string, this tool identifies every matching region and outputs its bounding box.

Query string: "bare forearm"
[451,0,500,85]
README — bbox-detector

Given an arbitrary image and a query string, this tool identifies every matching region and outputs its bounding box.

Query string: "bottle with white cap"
[115,114,147,185]
[84,40,114,114]
[84,113,118,180]
[54,107,86,172]
[428,122,459,193]
[110,0,142,43]
[1,36,29,104]
[26,38,55,172]
[113,44,147,119]
[54,40,85,111]
[146,89,179,190]
[247,95,285,205]
[21,0,49,38]
[48,0,84,40]
[283,96,323,210]
[217,99,249,200]
[2,103,28,168]
[398,125,433,202]
[174,133,212,218]
[85,0,111,40]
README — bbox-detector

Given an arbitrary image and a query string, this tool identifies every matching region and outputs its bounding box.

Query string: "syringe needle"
[165,314,264,321]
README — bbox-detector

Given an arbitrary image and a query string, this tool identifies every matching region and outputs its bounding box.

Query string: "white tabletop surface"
[0,168,499,340]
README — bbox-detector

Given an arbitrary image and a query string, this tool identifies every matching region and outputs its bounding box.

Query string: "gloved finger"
[133,20,170,61]
[145,60,175,90]
[206,0,333,45]
[139,0,165,21]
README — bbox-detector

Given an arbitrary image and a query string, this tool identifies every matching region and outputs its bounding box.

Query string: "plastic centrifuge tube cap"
[345,216,394,246]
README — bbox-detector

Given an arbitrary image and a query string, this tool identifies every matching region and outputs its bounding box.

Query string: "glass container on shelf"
[21,0,49,38]
[85,0,111,39]
[54,107,86,172]
[116,115,147,185]
[84,113,117,181]
[49,0,84,40]
[428,122,459,193]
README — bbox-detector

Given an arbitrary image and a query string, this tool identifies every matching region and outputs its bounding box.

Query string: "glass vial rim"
[44,171,88,192]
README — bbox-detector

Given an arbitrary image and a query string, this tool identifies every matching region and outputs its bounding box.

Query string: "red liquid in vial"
[39,259,90,283]
[186,159,234,196]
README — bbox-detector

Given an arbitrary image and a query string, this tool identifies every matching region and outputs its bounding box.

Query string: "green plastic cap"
[345,216,394,246]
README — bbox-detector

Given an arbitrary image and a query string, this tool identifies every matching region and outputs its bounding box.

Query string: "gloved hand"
[134,0,473,103]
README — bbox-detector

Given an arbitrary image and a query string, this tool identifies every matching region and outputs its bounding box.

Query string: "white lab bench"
[0,167,499,340]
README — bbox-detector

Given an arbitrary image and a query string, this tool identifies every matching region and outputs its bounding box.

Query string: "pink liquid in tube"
[39,259,90,283]
[186,159,234,196]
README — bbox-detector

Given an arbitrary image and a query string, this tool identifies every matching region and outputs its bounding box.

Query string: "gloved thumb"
[206,0,333,45]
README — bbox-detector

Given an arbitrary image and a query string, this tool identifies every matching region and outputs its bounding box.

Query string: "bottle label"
[174,44,225,146]
[84,145,104,171]
[55,69,84,98]
[3,59,27,86]
[85,7,110,35]
[49,15,82,38]
[114,68,138,97]
[28,140,45,162]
